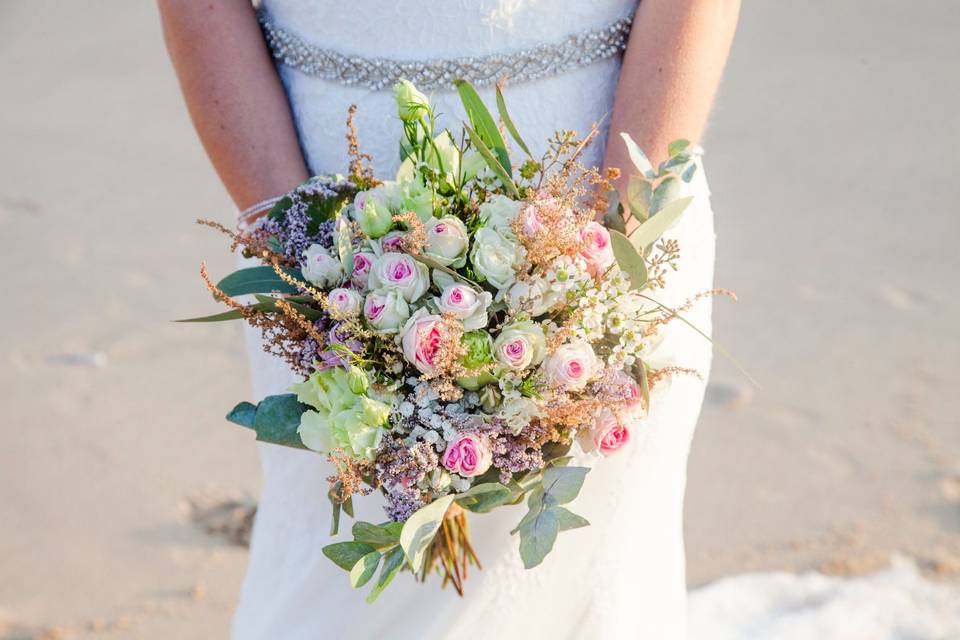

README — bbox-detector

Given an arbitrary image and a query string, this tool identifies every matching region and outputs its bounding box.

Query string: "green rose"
[398,179,435,222]
[352,189,394,239]
[290,367,393,460]
[461,330,494,369]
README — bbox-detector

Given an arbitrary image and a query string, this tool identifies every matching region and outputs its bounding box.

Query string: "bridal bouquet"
[184,80,719,602]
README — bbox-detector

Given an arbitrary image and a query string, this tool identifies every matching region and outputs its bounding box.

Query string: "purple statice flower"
[316,322,364,370]
[383,492,425,523]
[377,437,438,522]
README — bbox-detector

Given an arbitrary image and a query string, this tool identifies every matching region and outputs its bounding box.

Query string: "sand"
[0,1,957,637]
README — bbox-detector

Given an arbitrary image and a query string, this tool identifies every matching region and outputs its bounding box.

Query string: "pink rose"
[380,230,406,252]
[400,309,444,374]
[351,252,375,288]
[581,407,630,456]
[543,340,601,390]
[577,221,615,275]
[327,287,362,317]
[442,432,493,477]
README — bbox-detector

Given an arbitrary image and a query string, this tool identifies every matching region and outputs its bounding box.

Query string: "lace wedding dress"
[233,1,715,638]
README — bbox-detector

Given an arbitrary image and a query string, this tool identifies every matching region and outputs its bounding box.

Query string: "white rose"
[470,227,524,291]
[367,252,430,302]
[479,194,522,236]
[435,284,492,331]
[363,289,410,333]
[301,244,343,288]
[506,278,561,317]
[496,397,544,435]
[543,340,601,390]
[493,320,546,371]
[424,216,469,267]
[327,287,362,318]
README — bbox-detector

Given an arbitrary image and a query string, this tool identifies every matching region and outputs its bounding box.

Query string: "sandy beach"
[1,1,958,637]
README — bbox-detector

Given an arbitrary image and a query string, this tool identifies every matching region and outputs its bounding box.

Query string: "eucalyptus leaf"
[667,139,691,157]
[225,402,257,428]
[216,266,301,297]
[554,506,590,531]
[628,196,693,252]
[399,494,455,573]
[349,551,382,588]
[322,541,376,571]
[343,496,355,518]
[455,80,511,174]
[603,190,626,234]
[366,545,406,604]
[518,508,559,569]
[650,177,682,217]
[175,309,246,323]
[454,482,511,513]
[681,161,698,183]
[627,176,652,222]
[620,133,655,177]
[352,521,401,550]
[541,466,590,505]
[609,229,648,289]
[495,84,532,158]
[250,393,310,450]
[331,500,342,536]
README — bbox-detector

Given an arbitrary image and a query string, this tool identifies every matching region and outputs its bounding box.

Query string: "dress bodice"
[260,0,639,60]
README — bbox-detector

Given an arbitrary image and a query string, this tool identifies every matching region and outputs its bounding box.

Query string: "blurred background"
[1,1,958,638]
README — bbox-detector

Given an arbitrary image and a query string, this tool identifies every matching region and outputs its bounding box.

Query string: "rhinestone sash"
[259,14,633,91]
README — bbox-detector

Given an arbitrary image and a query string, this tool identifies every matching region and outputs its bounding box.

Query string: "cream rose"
[479,194,522,235]
[301,244,343,288]
[424,216,469,267]
[470,227,523,291]
[493,320,547,371]
[367,252,429,302]
[327,287,362,318]
[435,284,492,331]
[543,340,601,390]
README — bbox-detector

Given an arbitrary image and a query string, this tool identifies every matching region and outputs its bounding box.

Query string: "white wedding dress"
[233,1,715,638]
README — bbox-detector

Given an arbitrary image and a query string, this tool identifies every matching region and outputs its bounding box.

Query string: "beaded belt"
[259,14,633,91]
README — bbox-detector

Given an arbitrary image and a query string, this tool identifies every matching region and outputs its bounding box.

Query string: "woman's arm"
[158,0,309,213]
[604,0,740,179]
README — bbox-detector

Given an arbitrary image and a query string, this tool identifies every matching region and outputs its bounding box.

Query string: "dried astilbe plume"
[327,448,376,502]
[644,288,738,336]
[647,366,703,388]
[196,218,293,266]
[346,104,375,186]
[394,211,426,255]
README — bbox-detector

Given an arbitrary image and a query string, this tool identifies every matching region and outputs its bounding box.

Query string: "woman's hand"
[158,0,309,212]
[604,0,740,184]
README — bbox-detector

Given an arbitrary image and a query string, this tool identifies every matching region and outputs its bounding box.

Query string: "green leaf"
[454,482,511,513]
[495,85,532,158]
[649,177,682,217]
[225,402,257,428]
[659,153,691,175]
[609,229,648,289]
[636,360,650,411]
[455,80,511,175]
[267,195,293,222]
[330,500,342,536]
[603,190,626,234]
[251,394,309,449]
[628,196,693,252]
[176,309,246,323]
[541,466,590,505]
[667,139,691,157]
[518,508,559,569]
[322,541,376,571]
[252,294,322,320]
[627,176,652,222]
[351,521,401,550]
[620,133,654,177]
[366,546,406,604]
[681,161,698,183]
[399,494,455,573]
[343,496,355,518]
[462,123,520,198]
[554,506,590,531]
[350,551,382,588]
[216,266,301,297]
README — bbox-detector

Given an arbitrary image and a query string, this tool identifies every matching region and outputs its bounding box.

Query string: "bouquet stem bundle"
[421,503,480,596]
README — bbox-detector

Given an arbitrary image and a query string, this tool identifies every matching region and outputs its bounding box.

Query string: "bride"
[159,1,739,637]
